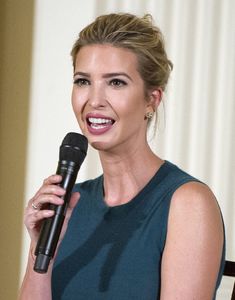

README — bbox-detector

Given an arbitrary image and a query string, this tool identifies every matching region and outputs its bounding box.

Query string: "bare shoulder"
[168,181,224,242]
[171,181,222,220]
[160,181,224,299]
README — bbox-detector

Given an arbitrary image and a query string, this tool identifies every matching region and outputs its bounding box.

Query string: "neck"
[99,143,163,207]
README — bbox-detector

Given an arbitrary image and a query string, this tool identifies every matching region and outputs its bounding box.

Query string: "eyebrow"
[73,71,133,81]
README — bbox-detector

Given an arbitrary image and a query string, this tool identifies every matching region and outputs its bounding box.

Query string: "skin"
[161,182,224,299]
[19,44,224,300]
[72,44,163,206]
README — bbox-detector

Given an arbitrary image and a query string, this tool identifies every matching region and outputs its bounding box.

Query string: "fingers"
[29,194,64,212]
[24,174,81,244]
[28,175,65,211]
[42,174,63,185]
[24,174,65,240]
[25,209,54,229]
[24,205,55,242]
[36,174,65,197]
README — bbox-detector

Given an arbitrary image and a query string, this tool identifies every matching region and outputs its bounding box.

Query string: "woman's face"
[72,44,158,153]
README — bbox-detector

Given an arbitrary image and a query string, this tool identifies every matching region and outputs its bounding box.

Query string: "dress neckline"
[95,160,172,215]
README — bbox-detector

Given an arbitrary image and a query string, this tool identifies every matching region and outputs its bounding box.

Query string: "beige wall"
[0,1,34,299]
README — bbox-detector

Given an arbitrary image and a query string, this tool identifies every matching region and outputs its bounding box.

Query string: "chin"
[89,142,108,152]
[84,132,111,150]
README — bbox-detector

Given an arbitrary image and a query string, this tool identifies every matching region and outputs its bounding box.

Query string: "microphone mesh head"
[59,132,88,165]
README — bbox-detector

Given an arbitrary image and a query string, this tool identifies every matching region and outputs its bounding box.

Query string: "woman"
[19,13,225,299]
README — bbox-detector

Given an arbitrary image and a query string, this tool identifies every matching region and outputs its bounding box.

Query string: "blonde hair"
[71,13,173,92]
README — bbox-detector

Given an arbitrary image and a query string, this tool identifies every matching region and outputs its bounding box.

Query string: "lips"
[86,113,115,135]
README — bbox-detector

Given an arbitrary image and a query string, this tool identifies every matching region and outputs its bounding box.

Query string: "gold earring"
[145,111,154,120]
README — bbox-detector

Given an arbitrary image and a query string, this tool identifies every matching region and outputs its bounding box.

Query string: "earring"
[145,111,154,120]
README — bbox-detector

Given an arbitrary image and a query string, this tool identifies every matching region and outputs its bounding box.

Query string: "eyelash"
[73,78,90,86]
[109,78,127,87]
[73,78,127,87]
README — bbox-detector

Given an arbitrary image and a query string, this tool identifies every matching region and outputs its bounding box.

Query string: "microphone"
[33,132,88,273]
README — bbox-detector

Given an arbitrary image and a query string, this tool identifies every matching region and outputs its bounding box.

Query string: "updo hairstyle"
[71,13,173,94]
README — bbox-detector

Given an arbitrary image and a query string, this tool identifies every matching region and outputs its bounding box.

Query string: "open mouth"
[86,117,115,131]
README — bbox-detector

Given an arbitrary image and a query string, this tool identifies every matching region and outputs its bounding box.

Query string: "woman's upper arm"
[160,181,224,300]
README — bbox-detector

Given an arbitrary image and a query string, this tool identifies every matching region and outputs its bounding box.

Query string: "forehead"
[74,44,139,73]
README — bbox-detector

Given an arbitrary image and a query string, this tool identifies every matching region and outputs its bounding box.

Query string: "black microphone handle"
[33,160,79,273]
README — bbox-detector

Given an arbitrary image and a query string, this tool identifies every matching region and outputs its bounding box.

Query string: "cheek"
[71,89,84,119]
[71,88,77,112]
[71,96,85,132]
[117,93,146,119]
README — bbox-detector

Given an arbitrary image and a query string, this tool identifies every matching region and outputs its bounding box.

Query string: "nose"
[88,83,107,109]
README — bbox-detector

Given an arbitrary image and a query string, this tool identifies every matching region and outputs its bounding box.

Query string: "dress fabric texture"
[52,160,225,300]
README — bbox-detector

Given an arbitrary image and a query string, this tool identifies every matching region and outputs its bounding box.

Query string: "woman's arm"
[19,244,53,300]
[160,181,224,299]
[18,175,80,300]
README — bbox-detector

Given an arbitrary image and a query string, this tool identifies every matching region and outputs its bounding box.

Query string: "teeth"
[88,117,113,124]
[90,124,107,129]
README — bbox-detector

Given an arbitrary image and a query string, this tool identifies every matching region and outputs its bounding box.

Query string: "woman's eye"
[110,79,127,87]
[73,78,90,86]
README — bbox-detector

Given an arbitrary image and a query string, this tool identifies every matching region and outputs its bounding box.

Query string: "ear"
[147,88,163,111]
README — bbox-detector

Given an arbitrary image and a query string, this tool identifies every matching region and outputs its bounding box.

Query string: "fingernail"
[45,210,54,216]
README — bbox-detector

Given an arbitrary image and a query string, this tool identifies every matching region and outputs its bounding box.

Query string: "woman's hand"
[19,174,81,300]
[24,174,80,251]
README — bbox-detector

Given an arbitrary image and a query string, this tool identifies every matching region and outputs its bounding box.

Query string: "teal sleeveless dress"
[52,160,225,299]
